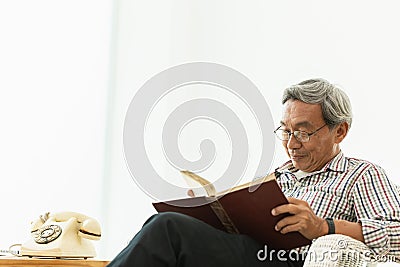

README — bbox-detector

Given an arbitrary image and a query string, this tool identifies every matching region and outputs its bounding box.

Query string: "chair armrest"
[303,234,372,267]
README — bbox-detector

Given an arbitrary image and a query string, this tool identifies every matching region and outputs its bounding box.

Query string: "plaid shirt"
[276,151,400,257]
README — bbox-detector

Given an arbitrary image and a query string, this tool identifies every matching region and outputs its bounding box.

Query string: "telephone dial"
[20,211,101,258]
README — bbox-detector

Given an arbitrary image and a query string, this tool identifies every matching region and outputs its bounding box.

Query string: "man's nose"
[286,134,301,150]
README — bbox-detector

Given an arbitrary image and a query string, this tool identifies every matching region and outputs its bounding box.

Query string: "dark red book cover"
[153,179,311,250]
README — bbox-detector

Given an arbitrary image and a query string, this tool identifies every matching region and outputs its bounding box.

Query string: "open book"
[152,171,311,250]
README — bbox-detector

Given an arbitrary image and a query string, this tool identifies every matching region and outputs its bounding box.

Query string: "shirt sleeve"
[353,163,400,258]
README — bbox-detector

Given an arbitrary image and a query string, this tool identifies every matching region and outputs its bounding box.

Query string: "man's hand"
[271,197,327,240]
[187,189,195,197]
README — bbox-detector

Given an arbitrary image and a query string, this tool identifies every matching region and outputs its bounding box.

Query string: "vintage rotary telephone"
[20,211,101,258]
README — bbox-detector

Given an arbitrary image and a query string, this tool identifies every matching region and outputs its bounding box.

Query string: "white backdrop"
[0,0,112,258]
[1,1,400,266]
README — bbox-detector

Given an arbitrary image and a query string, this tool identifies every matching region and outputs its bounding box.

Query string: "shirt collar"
[276,151,347,175]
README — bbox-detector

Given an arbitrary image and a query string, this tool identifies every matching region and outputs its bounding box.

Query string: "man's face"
[280,99,343,172]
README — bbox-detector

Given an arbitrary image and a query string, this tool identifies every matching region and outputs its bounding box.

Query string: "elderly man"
[107,79,400,267]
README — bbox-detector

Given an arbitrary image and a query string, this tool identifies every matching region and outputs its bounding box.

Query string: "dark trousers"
[107,212,304,267]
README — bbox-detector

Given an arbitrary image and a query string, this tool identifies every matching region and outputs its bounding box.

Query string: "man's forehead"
[281,100,324,126]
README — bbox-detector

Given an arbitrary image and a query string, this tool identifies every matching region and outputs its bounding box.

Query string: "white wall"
[102,2,400,265]
[1,1,400,266]
[0,0,112,258]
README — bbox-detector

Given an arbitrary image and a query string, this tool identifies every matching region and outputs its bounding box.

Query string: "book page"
[216,173,276,196]
[180,170,276,197]
[180,170,217,196]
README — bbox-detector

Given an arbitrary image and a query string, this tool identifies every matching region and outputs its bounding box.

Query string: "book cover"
[153,173,311,250]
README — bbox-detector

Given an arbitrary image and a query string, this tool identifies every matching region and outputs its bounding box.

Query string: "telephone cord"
[0,244,22,256]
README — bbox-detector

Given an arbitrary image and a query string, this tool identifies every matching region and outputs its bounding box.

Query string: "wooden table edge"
[0,256,110,266]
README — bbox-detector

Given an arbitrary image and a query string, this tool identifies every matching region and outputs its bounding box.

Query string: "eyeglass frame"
[273,124,328,143]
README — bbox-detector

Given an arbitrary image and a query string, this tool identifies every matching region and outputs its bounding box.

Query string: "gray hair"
[282,78,353,129]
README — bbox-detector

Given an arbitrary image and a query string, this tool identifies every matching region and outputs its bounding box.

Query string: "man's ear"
[334,122,349,144]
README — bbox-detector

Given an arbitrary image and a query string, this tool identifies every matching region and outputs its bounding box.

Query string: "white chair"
[303,234,398,267]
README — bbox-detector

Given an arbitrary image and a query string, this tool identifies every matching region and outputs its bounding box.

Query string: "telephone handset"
[20,211,101,258]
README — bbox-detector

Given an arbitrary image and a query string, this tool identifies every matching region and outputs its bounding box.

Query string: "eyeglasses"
[274,124,327,143]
